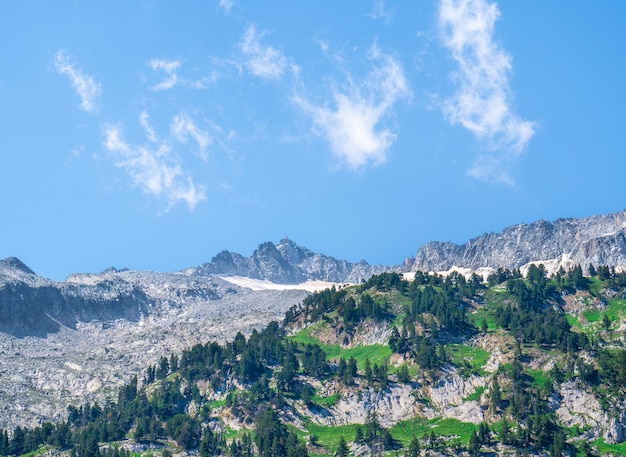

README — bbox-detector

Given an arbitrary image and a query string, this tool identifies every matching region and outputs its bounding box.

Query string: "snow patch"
[219,276,346,292]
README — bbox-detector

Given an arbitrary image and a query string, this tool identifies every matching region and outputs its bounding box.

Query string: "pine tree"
[404,435,419,457]
[335,436,348,457]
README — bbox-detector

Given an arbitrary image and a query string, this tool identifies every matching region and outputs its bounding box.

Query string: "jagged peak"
[0,257,36,275]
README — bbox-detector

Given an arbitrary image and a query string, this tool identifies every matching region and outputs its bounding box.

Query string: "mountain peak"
[0,257,36,276]
[197,238,389,284]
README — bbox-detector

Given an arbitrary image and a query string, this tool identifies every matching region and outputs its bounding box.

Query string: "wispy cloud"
[103,112,206,210]
[438,0,535,182]
[218,0,234,13]
[148,58,181,91]
[368,0,394,24]
[240,25,297,80]
[147,58,214,90]
[139,111,158,143]
[171,112,211,161]
[54,50,102,113]
[293,45,410,170]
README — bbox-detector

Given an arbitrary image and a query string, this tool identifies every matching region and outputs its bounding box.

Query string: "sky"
[1,1,625,280]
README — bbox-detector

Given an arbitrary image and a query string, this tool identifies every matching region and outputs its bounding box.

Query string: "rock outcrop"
[553,378,626,443]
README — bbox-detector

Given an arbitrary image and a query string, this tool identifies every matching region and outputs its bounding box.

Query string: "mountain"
[0,238,382,429]
[193,237,390,284]
[8,268,626,457]
[408,209,626,274]
[5,209,626,434]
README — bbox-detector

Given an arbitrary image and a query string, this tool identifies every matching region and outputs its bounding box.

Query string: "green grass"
[447,344,490,375]
[290,326,392,371]
[468,310,499,332]
[575,298,626,333]
[328,344,392,371]
[592,438,626,455]
[222,426,241,440]
[19,446,54,457]
[209,398,226,409]
[566,314,583,331]
[311,393,340,408]
[388,417,476,446]
[304,422,361,450]
[583,308,602,323]
[388,417,433,445]
[527,369,553,394]
[289,323,324,346]
[463,385,486,402]
[469,289,510,331]
[588,277,604,297]
[433,418,476,444]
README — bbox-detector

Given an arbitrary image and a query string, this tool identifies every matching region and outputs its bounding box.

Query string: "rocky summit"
[193,237,390,284]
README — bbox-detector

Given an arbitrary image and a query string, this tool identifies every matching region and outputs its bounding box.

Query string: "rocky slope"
[0,260,310,429]
[408,209,626,274]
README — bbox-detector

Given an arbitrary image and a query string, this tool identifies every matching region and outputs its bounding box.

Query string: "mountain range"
[5,209,626,337]
[3,208,626,430]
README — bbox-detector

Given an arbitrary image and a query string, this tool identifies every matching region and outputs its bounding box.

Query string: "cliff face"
[409,209,626,273]
[0,259,150,336]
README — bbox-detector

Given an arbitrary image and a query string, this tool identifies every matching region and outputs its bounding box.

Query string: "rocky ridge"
[193,237,391,284]
[408,209,626,274]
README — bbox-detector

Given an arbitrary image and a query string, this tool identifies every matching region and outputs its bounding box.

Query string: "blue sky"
[1,1,625,280]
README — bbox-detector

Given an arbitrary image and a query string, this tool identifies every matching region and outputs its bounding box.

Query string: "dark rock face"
[409,209,626,272]
[195,237,390,284]
[0,264,150,337]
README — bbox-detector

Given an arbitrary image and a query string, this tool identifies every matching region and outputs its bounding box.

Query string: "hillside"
[7,266,626,456]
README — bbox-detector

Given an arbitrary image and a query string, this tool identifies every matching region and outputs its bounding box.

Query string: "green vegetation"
[433,418,476,445]
[310,393,340,408]
[463,385,487,402]
[290,326,392,370]
[592,438,626,456]
[527,368,554,394]
[447,344,490,375]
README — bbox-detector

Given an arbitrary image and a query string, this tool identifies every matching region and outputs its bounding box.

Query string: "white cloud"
[369,0,394,24]
[293,45,410,170]
[240,25,296,80]
[171,112,212,161]
[148,58,181,91]
[139,111,158,143]
[54,50,102,113]
[147,58,214,90]
[103,114,206,210]
[218,0,234,13]
[438,0,535,181]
